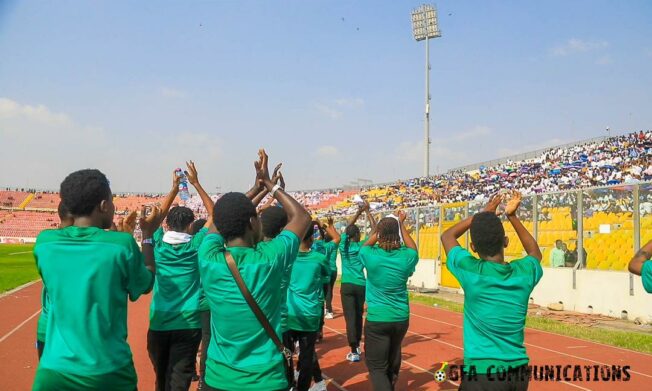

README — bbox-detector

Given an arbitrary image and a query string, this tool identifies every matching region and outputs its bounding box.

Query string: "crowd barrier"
[332,182,652,319]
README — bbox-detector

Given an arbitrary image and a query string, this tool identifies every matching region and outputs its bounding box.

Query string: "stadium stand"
[1,130,650,272]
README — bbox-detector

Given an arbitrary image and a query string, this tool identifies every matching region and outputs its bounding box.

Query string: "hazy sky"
[1,0,651,193]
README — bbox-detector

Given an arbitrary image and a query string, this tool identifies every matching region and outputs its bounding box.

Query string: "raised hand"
[397,210,407,223]
[120,210,138,234]
[254,149,271,185]
[483,193,502,215]
[139,206,162,238]
[327,216,335,226]
[504,191,522,216]
[272,163,282,181]
[277,171,286,189]
[271,163,286,189]
[172,169,182,190]
[185,160,199,186]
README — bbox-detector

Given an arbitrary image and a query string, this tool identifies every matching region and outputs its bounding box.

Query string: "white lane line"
[8,251,32,255]
[404,306,652,379]
[323,324,461,389]
[0,279,41,298]
[408,295,652,358]
[0,309,41,343]
[321,373,349,391]
[331,293,597,389]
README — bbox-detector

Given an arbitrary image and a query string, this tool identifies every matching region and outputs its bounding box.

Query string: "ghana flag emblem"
[434,361,448,383]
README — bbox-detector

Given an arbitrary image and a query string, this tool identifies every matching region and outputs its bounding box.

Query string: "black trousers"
[36,340,45,359]
[341,283,365,351]
[147,328,202,391]
[364,320,409,391]
[325,271,337,313]
[199,311,211,383]
[459,365,529,391]
[283,330,317,391]
[318,283,328,340]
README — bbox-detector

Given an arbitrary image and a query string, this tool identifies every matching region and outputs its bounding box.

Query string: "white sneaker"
[325,312,334,320]
[346,352,360,362]
[309,380,328,391]
[356,347,362,355]
[294,370,299,383]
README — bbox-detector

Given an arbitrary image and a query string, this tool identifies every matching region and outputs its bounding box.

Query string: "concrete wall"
[532,267,652,321]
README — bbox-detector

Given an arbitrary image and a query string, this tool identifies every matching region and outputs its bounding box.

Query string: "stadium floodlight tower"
[411,4,441,178]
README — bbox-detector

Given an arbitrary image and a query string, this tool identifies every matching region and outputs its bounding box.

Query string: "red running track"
[1,282,651,390]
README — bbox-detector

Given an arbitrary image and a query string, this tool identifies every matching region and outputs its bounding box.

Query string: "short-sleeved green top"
[311,239,338,280]
[33,226,153,388]
[339,233,365,286]
[446,246,543,374]
[198,230,299,391]
[149,227,208,331]
[287,250,330,332]
[642,260,652,293]
[360,245,419,322]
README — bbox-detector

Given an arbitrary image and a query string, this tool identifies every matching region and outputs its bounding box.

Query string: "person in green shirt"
[147,162,214,391]
[550,239,566,267]
[331,199,376,362]
[191,218,211,388]
[360,211,418,391]
[284,223,330,391]
[318,217,340,320]
[33,169,160,391]
[36,201,74,360]
[308,220,335,343]
[198,149,311,391]
[441,191,543,391]
[628,240,652,293]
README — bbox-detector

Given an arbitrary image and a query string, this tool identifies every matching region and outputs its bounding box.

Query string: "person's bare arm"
[363,231,378,247]
[139,206,162,273]
[441,195,500,254]
[505,191,542,261]
[252,188,269,207]
[325,216,341,245]
[253,164,283,208]
[255,150,311,238]
[362,200,377,231]
[398,210,417,251]
[185,161,214,226]
[348,206,364,226]
[629,240,652,275]
[158,170,181,222]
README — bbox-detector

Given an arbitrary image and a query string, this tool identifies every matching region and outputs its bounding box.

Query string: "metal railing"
[331,182,652,286]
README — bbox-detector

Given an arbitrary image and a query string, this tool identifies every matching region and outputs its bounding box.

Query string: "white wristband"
[270,184,282,197]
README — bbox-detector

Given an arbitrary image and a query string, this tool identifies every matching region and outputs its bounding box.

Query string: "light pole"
[411,4,441,178]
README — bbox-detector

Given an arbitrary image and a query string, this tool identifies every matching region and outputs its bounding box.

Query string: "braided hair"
[377,217,401,251]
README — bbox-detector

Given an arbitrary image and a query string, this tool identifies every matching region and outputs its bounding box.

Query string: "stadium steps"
[17,194,34,210]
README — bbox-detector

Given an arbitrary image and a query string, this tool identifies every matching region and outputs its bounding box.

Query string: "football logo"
[434,361,449,383]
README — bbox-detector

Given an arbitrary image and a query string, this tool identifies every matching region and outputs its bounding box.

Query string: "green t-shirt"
[311,239,338,279]
[447,246,543,375]
[36,285,49,343]
[642,260,652,293]
[149,227,208,331]
[198,230,299,391]
[550,248,565,267]
[326,241,338,274]
[360,245,419,322]
[287,250,330,332]
[339,233,365,286]
[33,226,154,390]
